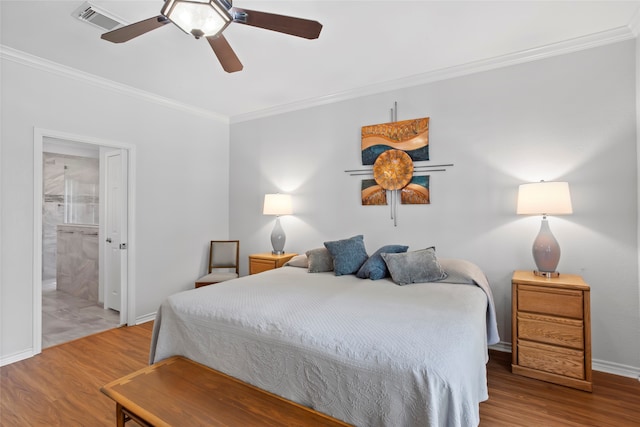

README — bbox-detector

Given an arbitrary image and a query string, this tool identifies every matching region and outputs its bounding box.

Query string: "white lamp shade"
[517,181,573,215]
[263,194,293,216]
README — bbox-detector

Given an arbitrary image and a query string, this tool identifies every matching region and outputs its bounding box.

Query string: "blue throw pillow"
[356,245,409,280]
[324,235,369,276]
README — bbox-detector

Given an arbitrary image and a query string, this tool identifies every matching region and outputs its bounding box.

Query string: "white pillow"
[284,254,309,268]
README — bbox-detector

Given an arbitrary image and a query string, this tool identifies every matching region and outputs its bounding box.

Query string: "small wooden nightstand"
[249,253,297,275]
[511,270,592,392]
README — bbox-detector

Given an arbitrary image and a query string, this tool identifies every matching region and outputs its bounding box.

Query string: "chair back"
[209,240,239,274]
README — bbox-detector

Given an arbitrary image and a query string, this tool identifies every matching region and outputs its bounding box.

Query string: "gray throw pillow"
[381,247,448,285]
[356,244,409,280]
[324,235,369,276]
[306,248,333,273]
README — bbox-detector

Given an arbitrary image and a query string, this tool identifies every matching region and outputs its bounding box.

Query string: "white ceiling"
[1,1,639,121]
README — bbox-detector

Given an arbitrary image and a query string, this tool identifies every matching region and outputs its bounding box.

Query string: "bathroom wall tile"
[56,225,99,303]
[43,153,65,196]
[43,201,64,281]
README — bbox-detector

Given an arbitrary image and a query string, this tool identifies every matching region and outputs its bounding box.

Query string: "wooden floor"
[1,323,639,426]
[481,351,640,426]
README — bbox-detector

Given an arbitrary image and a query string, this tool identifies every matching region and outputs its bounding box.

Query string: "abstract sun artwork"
[360,117,431,205]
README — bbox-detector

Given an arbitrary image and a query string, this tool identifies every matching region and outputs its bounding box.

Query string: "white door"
[104,149,128,314]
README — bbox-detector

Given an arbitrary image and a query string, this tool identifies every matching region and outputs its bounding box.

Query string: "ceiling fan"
[101,0,323,73]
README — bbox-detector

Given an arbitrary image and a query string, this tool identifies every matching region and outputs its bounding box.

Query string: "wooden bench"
[100,356,351,427]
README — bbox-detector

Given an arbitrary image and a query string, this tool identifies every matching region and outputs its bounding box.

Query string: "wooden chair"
[195,240,240,288]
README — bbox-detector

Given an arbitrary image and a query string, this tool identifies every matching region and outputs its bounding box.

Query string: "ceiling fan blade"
[101,15,170,43]
[231,8,322,39]
[206,34,243,73]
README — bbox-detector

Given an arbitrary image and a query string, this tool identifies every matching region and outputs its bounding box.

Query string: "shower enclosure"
[43,153,100,301]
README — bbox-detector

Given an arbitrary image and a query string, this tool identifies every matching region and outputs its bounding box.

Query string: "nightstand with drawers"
[511,270,592,392]
[249,253,297,275]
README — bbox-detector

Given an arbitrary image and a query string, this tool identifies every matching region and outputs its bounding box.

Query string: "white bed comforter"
[150,263,498,427]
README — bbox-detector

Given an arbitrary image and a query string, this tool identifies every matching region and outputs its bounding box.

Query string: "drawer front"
[517,313,584,349]
[250,259,276,274]
[518,340,585,379]
[517,285,584,319]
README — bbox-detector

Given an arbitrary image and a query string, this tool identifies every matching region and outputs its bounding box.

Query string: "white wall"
[0,55,230,362]
[1,35,636,377]
[230,40,640,374]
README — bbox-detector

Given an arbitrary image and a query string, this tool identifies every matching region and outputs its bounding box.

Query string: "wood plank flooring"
[1,323,639,426]
[1,323,152,427]
[481,351,640,426]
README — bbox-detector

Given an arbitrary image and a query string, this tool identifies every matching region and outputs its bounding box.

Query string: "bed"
[150,255,499,427]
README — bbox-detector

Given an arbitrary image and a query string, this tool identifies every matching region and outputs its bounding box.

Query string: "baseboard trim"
[136,312,157,325]
[0,349,35,367]
[592,358,640,380]
[489,341,512,354]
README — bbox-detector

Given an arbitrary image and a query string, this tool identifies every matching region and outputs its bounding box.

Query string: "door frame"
[32,128,136,354]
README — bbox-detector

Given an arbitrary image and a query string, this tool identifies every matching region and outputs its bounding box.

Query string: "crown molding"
[231,25,636,124]
[2,20,636,127]
[0,45,228,124]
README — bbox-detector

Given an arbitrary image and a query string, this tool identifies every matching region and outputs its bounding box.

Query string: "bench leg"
[116,403,126,427]
[115,404,154,427]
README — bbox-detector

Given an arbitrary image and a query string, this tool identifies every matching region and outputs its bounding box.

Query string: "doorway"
[41,146,119,347]
[33,129,135,354]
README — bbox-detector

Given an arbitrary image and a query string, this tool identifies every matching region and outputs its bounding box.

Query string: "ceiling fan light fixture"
[101,0,321,73]
[162,0,231,38]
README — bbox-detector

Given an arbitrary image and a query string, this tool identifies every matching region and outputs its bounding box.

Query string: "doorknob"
[106,238,112,243]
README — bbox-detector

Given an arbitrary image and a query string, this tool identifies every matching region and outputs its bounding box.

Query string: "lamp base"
[534,270,560,278]
[270,216,286,255]
[532,218,562,277]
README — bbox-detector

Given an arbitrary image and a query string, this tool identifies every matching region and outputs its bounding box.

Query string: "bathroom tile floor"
[42,282,120,348]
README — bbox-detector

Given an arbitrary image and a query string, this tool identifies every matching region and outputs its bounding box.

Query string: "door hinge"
[119,243,127,250]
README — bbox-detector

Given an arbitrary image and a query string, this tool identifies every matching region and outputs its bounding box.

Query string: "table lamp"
[263,193,293,255]
[517,181,573,277]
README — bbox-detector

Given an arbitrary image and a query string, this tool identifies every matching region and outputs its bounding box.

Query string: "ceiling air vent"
[72,2,124,31]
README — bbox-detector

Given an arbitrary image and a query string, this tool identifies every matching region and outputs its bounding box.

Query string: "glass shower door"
[63,158,99,225]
